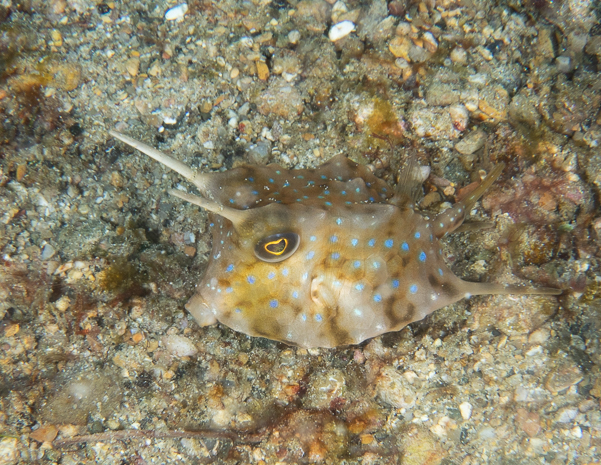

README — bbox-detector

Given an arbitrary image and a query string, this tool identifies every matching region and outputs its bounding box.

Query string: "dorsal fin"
[390,155,424,209]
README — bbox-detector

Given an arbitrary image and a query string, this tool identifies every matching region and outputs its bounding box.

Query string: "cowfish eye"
[255,232,300,263]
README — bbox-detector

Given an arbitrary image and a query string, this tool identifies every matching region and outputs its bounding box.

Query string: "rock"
[455,129,486,156]
[425,82,461,106]
[459,402,472,420]
[256,80,304,120]
[329,21,355,42]
[0,437,18,465]
[41,243,56,260]
[544,365,583,394]
[30,424,58,443]
[469,295,558,336]
[409,106,461,140]
[162,335,198,358]
[374,366,416,409]
[304,368,345,409]
[516,408,541,437]
[508,92,541,127]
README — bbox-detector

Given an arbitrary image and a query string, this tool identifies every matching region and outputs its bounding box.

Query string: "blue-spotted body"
[110,131,560,348]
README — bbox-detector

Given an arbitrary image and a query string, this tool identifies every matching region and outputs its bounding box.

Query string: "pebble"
[304,368,345,409]
[165,3,188,21]
[288,30,301,45]
[30,424,58,443]
[470,295,558,336]
[0,437,18,464]
[459,402,472,420]
[162,335,198,358]
[328,20,355,42]
[125,57,140,77]
[555,407,578,423]
[256,61,269,81]
[516,408,541,437]
[544,365,583,394]
[455,129,486,156]
[41,243,55,260]
[375,366,416,409]
[450,47,467,64]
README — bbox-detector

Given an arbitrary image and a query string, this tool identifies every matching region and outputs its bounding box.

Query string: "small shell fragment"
[329,20,355,42]
[165,3,188,21]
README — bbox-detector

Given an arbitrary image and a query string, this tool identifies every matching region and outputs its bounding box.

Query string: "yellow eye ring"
[264,238,288,255]
[255,232,300,263]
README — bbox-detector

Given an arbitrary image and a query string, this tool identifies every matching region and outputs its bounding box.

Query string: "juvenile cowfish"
[110,131,560,348]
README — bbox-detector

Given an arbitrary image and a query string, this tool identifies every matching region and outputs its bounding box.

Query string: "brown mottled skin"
[110,131,561,348]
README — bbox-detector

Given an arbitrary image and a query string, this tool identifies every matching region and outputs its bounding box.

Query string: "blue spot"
[382,187,387,192]
[355,283,364,291]
[229,199,234,204]
[248,177,254,182]
[209,223,215,227]
[270,299,278,308]
[276,170,281,175]
[321,175,327,179]
[226,287,233,293]
[368,239,376,247]
[306,251,315,260]
[330,235,338,243]
[373,294,382,303]
[385,239,394,248]
[235,308,242,313]
[331,252,340,260]
[430,234,434,241]
[282,268,289,277]
[318,195,324,199]
[226,264,234,272]
[310,235,317,242]
[324,190,330,195]
[415,232,421,239]
[251,190,259,195]
[351,238,358,246]
[315,314,323,321]
[401,242,409,251]
[296,199,302,202]
[341,190,347,195]
[292,290,299,299]
[301,314,307,321]
[369,197,375,202]
[410,284,418,294]
[283,181,290,187]
[297,175,304,179]
[336,218,342,225]
[353,260,361,268]
[392,279,399,288]
[247,276,256,284]
[325,201,332,206]
[307,180,313,185]
[373,261,380,269]
[366,182,371,187]
[269,178,274,183]
[419,251,427,262]
[268,271,276,279]
[438,268,444,276]
[346,201,352,205]
[303,195,309,199]
[355,187,361,193]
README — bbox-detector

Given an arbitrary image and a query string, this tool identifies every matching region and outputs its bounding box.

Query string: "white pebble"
[288,30,301,45]
[459,401,472,420]
[41,244,56,260]
[328,20,355,42]
[165,3,188,21]
[162,335,198,357]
